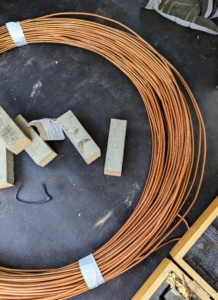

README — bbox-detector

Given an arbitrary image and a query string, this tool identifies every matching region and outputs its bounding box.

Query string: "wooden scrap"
[104,118,127,177]
[57,110,101,164]
[0,105,31,154]
[15,115,57,167]
[0,140,14,189]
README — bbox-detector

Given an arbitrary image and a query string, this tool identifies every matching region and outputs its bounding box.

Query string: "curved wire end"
[16,183,53,204]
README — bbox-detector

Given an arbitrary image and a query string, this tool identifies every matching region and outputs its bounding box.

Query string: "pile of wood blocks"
[0,105,127,189]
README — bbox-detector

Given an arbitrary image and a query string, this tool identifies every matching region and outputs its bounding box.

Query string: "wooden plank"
[170,196,218,300]
[15,115,57,167]
[175,256,218,299]
[57,110,101,164]
[104,119,127,177]
[0,140,14,188]
[0,105,31,154]
[170,196,218,258]
[132,258,209,300]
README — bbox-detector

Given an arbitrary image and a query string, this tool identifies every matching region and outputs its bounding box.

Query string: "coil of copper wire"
[0,13,206,300]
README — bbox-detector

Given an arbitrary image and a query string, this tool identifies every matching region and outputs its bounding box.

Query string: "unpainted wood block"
[0,105,31,154]
[0,140,14,189]
[104,119,127,177]
[15,115,57,167]
[57,110,101,164]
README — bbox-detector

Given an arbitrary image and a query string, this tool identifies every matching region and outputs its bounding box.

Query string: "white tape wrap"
[6,22,27,47]
[79,254,105,289]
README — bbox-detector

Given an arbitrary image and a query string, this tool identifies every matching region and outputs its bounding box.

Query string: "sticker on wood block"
[104,119,127,177]
[57,111,101,164]
[15,115,57,167]
[0,105,31,154]
[0,140,14,189]
[28,119,65,141]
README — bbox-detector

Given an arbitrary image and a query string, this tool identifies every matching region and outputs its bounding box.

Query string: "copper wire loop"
[0,13,206,299]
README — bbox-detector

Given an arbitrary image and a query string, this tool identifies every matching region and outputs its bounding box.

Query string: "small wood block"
[0,140,14,189]
[104,119,127,177]
[57,110,101,164]
[0,105,31,154]
[15,115,57,167]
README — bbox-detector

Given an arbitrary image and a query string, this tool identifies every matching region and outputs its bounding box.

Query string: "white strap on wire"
[6,22,27,47]
[79,254,105,289]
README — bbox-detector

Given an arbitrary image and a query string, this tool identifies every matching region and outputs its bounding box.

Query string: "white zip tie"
[79,254,105,289]
[6,22,27,47]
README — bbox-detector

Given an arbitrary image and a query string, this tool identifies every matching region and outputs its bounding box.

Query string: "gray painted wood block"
[0,140,14,189]
[57,110,101,164]
[15,115,57,167]
[104,119,127,177]
[0,105,31,154]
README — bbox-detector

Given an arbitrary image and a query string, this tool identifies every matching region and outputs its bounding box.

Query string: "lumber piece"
[57,110,101,164]
[104,118,127,176]
[0,140,14,188]
[0,105,31,154]
[15,115,57,167]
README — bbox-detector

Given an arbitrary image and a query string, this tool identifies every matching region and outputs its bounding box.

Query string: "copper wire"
[0,13,206,299]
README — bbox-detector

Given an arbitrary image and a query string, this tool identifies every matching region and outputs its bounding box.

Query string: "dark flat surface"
[0,1,218,300]
[184,217,218,292]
